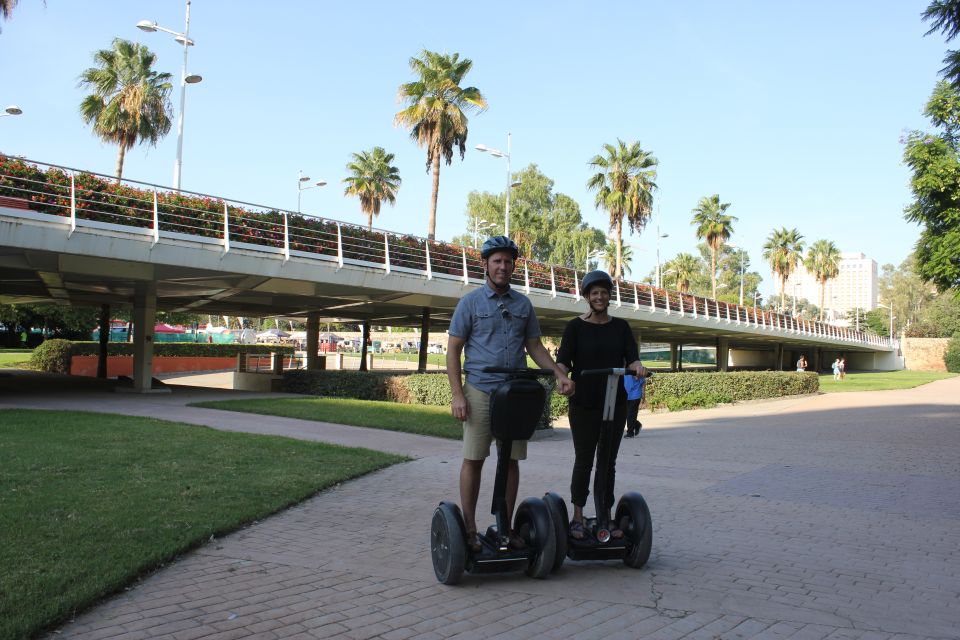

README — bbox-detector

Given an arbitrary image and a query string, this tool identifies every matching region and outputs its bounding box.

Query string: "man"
[446,235,574,552]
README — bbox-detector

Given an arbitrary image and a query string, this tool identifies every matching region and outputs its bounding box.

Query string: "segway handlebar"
[482,367,556,376]
[581,367,653,377]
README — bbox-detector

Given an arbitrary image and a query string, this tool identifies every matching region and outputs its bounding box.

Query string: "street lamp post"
[476,133,517,238]
[753,291,762,309]
[655,231,669,289]
[297,170,327,213]
[1,105,22,118]
[586,249,605,273]
[727,245,747,306]
[137,0,202,191]
[472,217,494,248]
[877,303,895,339]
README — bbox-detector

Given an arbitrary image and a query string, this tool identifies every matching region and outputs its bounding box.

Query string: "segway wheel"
[543,492,568,572]
[615,491,652,569]
[514,497,556,579]
[430,502,466,584]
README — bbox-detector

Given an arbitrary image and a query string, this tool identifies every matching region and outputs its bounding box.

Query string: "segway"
[544,367,653,571]
[431,368,557,585]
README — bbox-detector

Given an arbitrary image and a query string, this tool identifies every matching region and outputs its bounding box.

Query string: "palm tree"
[342,147,402,230]
[666,253,700,293]
[804,239,841,321]
[691,194,737,299]
[924,0,960,88]
[586,140,658,280]
[78,39,172,180]
[394,50,487,240]
[762,227,805,311]
[603,242,633,277]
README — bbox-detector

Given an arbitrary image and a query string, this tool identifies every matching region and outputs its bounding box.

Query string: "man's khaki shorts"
[462,382,527,461]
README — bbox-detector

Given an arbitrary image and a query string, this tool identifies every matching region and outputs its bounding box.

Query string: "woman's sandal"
[508,530,527,550]
[569,520,586,540]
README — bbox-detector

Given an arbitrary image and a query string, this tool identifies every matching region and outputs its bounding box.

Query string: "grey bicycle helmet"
[581,269,614,296]
[480,235,519,259]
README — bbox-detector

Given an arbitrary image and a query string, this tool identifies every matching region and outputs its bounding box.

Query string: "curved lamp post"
[476,133,519,238]
[298,171,327,213]
[137,0,202,190]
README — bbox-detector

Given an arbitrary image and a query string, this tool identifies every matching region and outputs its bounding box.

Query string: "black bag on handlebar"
[489,378,546,442]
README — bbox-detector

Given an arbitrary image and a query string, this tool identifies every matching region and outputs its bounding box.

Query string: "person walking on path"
[623,372,646,438]
[832,358,841,380]
[796,355,807,372]
[555,270,645,540]
[446,236,574,552]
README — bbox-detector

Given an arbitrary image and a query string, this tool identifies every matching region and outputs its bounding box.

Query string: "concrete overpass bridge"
[0,157,902,391]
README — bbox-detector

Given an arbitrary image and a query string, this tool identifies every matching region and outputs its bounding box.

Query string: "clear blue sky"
[0,1,947,297]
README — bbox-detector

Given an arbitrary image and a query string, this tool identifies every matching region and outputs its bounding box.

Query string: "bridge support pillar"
[306,313,320,370]
[129,282,162,393]
[670,343,680,371]
[811,350,822,373]
[716,338,730,372]
[774,343,785,371]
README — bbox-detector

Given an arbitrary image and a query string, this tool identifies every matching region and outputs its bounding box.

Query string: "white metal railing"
[0,155,885,347]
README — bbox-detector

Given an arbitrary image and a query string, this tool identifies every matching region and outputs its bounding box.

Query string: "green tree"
[762,227,805,311]
[944,333,960,372]
[342,147,401,230]
[923,0,960,89]
[690,194,736,299]
[902,80,960,293]
[603,242,633,277]
[394,50,487,240]
[78,39,173,180]
[586,140,658,279]
[463,164,605,268]
[664,253,701,293]
[803,239,841,321]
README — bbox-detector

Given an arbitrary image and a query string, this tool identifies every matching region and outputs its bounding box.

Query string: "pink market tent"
[154,323,185,333]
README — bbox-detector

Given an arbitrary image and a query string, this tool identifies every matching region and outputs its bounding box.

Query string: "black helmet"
[480,235,519,259]
[581,270,613,296]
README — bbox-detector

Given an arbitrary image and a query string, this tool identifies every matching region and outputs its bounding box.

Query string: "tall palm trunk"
[779,275,787,311]
[710,246,717,298]
[115,144,126,181]
[818,279,826,321]
[614,214,623,279]
[428,153,441,240]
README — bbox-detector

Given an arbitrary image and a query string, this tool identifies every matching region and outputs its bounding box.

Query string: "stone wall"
[902,338,949,371]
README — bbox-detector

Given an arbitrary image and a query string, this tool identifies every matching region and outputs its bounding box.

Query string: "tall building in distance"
[783,252,878,323]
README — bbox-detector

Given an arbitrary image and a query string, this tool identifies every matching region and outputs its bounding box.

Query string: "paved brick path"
[3,372,959,639]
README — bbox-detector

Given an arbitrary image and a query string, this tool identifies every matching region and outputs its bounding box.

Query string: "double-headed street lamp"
[586,249,605,273]
[297,171,327,214]
[472,217,494,248]
[476,133,520,238]
[1,105,22,118]
[137,0,202,191]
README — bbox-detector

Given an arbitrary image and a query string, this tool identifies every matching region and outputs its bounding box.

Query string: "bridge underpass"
[0,158,901,392]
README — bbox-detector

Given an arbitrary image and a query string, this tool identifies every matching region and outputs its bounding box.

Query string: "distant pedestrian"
[831,358,841,380]
[796,355,807,372]
[839,357,846,380]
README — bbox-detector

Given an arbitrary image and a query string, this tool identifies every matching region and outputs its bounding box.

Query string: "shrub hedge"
[282,369,820,419]
[945,334,960,373]
[30,339,73,373]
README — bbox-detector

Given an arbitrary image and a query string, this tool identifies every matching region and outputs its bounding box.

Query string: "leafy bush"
[30,339,73,373]
[645,371,817,407]
[655,390,733,412]
[945,334,960,373]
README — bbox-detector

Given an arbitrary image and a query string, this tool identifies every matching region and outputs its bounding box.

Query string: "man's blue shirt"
[449,284,541,393]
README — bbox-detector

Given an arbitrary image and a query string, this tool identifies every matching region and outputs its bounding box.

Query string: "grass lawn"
[0,409,405,640]
[818,370,956,393]
[0,348,32,368]
[192,396,463,439]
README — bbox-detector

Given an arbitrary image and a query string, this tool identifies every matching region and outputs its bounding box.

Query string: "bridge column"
[774,343,785,371]
[716,338,730,372]
[130,282,161,393]
[810,349,821,373]
[306,313,320,370]
[670,343,679,371]
[418,307,430,373]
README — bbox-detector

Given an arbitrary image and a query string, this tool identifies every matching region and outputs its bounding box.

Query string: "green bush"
[945,334,960,373]
[645,370,817,408]
[30,339,73,373]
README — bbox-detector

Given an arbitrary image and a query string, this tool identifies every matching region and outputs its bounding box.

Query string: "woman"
[556,270,645,539]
